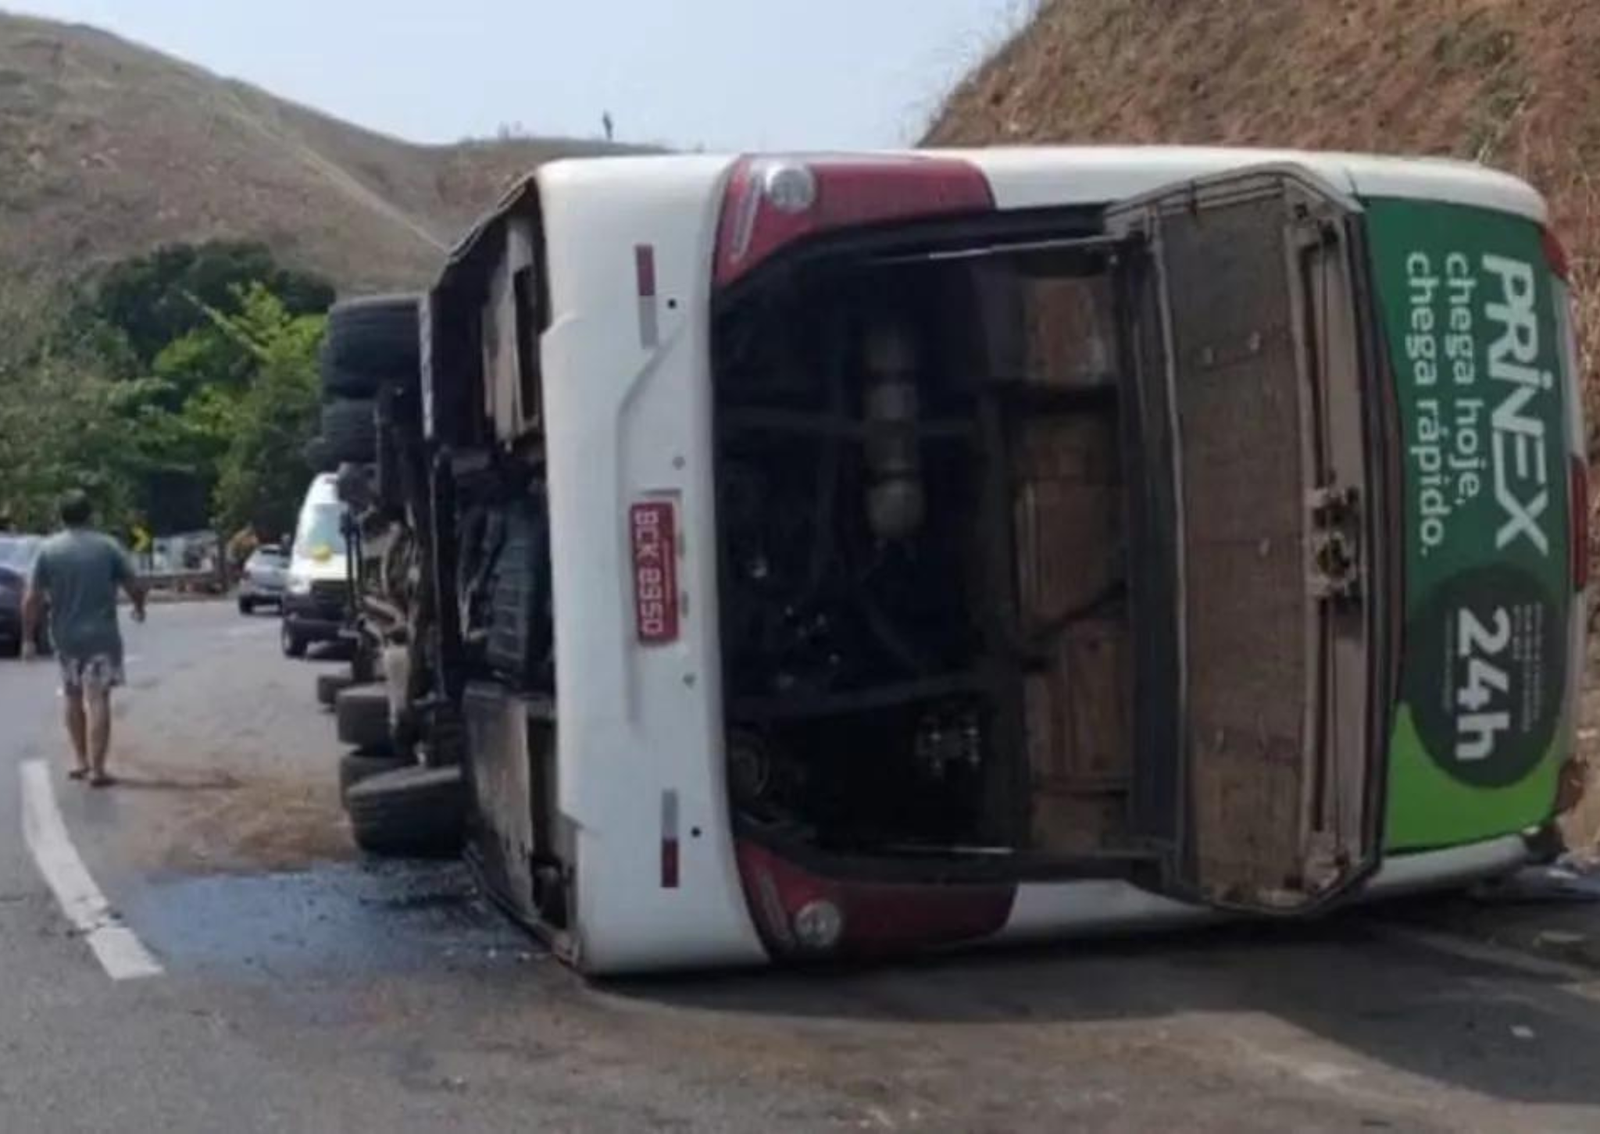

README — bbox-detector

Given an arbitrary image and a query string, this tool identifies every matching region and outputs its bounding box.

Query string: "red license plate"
[630,501,679,644]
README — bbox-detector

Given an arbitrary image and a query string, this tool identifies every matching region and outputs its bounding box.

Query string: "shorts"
[58,654,125,695]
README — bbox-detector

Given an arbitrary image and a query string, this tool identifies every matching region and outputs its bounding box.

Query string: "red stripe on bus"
[635,244,657,297]
[661,840,680,889]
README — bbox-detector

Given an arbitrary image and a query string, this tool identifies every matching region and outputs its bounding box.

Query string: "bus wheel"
[338,751,410,801]
[346,766,466,859]
[281,621,307,659]
[335,685,391,752]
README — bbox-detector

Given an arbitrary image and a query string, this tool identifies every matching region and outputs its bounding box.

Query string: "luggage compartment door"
[1106,166,1386,913]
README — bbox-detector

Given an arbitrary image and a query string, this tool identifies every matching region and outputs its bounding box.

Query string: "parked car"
[0,535,49,657]
[237,545,290,614]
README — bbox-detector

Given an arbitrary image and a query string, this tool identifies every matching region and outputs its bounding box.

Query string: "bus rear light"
[734,839,1014,959]
[761,162,819,216]
[714,155,995,287]
[792,899,845,952]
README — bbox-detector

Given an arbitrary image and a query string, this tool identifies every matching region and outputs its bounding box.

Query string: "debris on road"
[1469,860,1600,906]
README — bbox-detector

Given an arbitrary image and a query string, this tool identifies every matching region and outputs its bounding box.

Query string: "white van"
[281,473,352,657]
[355,146,1587,975]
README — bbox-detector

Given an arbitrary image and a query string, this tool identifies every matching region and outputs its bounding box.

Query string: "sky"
[7,0,1033,150]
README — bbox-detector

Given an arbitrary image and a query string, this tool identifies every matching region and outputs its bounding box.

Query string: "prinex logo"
[1484,255,1554,556]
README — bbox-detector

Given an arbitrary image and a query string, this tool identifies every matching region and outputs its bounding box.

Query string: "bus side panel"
[1363,199,1574,851]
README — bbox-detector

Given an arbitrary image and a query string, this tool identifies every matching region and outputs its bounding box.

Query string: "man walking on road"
[21,491,147,787]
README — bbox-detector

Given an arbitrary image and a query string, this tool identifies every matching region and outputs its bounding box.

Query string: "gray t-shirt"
[29,529,134,661]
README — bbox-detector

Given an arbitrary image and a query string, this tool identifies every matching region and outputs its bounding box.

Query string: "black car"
[0,535,49,657]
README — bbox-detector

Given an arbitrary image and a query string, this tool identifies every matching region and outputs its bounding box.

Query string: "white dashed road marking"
[19,760,163,981]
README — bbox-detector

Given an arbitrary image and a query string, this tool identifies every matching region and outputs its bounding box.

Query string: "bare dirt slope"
[926,0,1600,401]
[0,12,641,292]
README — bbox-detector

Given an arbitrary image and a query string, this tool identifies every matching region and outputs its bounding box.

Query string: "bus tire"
[324,295,421,377]
[373,390,407,511]
[351,640,379,685]
[322,399,378,464]
[338,751,411,800]
[335,684,391,752]
[322,362,420,399]
[346,766,466,859]
[317,671,356,709]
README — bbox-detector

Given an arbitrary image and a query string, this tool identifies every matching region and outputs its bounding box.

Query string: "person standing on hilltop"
[21,491,147,788]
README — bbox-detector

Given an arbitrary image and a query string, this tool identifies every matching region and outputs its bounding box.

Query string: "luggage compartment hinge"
[1307,484,1362,602]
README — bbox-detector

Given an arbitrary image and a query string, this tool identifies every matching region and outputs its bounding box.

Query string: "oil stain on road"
[119,859,541,980]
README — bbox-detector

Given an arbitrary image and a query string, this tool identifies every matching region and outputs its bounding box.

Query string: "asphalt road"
[2,602,1600,1132]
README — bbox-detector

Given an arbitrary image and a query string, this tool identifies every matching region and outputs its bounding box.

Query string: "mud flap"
[462,683,559,926]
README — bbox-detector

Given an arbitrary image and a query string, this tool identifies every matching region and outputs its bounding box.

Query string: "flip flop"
[89,773,115,789]
[67,769,88,781]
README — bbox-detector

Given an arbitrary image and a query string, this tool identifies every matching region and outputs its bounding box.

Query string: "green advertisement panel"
[1365,199,1572,851]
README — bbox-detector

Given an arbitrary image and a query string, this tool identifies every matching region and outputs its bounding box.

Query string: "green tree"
[206,285,327,537]
[1,249,333,539]
[86,241,334,367]
[0,331,150,533]
[70,242,334,533]
[150,323,255,408]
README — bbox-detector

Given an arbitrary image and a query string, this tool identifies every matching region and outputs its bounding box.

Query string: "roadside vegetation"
[0,241,332,540]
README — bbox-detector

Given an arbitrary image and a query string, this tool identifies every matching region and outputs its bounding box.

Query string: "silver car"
[238,545,289,614]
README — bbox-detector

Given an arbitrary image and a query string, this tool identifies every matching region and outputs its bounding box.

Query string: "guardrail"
[136,569,227,594]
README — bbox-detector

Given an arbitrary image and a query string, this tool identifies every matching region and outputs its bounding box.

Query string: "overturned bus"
[322,146,1589,976]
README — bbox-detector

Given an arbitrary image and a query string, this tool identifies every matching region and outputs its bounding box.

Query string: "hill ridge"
[0,10,642,293]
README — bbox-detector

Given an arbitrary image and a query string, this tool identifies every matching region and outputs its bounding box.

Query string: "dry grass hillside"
[0,12,642,293]
[930,0,1600,850]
